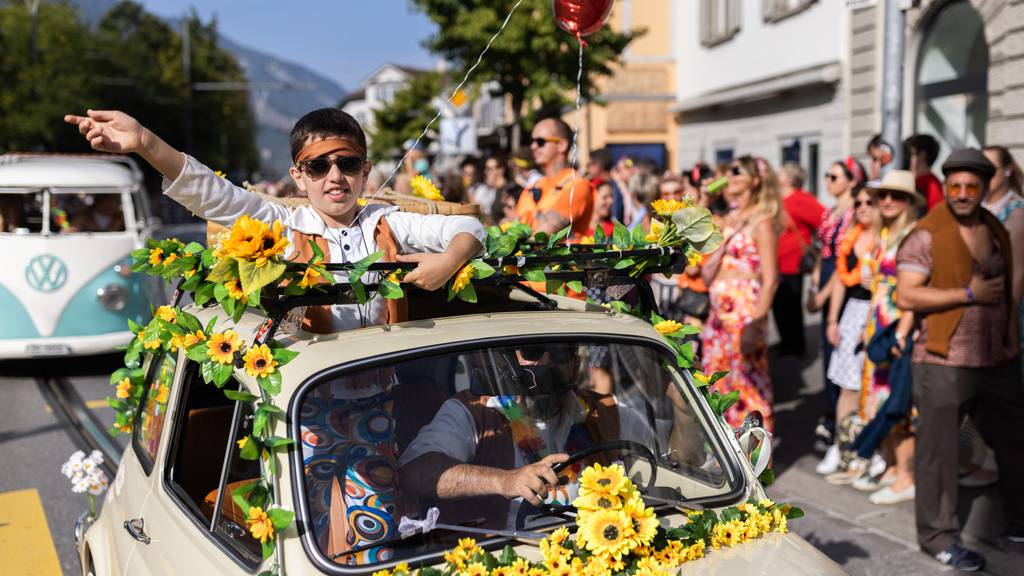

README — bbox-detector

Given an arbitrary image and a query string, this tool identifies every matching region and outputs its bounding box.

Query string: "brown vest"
[913,201,1017,357]
[288,216,408,333]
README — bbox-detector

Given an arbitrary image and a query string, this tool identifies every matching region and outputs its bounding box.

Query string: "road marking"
[0,489,63,576]
[44,398,110,413]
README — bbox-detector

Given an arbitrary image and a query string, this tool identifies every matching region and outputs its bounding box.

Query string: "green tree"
[409,0,638,147]
[369,71,440,159]
[0,1,97,152]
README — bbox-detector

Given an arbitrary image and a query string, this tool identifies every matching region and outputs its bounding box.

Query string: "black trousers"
[771,273,806,356]
[912,361,1024,554]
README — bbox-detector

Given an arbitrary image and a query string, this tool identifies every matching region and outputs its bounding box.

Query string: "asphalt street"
[0,326,1019,575]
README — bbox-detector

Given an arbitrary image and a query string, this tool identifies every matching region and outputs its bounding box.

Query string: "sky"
[136,0,437,89]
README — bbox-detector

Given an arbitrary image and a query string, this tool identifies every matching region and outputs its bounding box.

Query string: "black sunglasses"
[854,199,874,208]
[825,173,841,182]
[299,155,366,180]
[729,165,746,176]
[530,136,562,148]
[876,189,910,202]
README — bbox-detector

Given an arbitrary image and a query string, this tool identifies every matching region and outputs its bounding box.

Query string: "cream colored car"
[76,295,845,575]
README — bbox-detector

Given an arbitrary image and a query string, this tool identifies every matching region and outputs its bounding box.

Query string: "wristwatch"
[964,286,975,304]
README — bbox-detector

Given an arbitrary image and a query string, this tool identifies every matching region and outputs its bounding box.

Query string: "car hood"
[678,532,846,575]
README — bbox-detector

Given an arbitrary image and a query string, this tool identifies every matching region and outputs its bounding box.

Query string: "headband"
[844,156,864,184]
[294,137,366,165]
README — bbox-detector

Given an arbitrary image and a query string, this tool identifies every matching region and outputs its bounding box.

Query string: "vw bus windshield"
[0,191,46,234]
[0,190,128,234]
[295,339,740,570]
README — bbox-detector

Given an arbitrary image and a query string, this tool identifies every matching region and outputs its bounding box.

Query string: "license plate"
[26,344,72,356]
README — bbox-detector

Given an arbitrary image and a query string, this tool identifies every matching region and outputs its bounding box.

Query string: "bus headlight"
[97,284,127,311]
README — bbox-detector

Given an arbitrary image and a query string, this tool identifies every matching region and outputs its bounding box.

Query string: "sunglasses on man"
[298,155,366,180]
[945,181,982,197]
[530,136,563,148]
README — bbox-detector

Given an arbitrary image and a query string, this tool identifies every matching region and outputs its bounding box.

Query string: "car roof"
[186,304,669,400]
[0,154,140,190]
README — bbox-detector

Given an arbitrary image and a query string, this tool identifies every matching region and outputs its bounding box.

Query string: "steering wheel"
[515,440,658,529]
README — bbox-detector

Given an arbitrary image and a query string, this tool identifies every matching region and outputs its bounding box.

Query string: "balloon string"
[568,37,584,245]
[355,0,527,222]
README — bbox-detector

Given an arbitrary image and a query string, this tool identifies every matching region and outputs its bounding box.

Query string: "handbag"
[676,288,710,320]
[782,207,819,275]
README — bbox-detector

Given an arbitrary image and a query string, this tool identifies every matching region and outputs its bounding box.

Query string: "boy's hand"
[396,252,461,291]
[64,110,144,154]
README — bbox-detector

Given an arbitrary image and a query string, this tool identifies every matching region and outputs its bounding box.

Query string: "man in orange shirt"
[515,117,593,237]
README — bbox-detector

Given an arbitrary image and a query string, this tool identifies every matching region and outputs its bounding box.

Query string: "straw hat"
[865,170,924,206]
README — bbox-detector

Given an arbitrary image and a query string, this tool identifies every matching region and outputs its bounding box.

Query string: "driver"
[397,345,655,528]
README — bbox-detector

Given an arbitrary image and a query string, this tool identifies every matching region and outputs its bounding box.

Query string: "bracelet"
[964,286,974,304]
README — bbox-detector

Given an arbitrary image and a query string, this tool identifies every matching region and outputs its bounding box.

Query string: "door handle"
[124,518,151,544]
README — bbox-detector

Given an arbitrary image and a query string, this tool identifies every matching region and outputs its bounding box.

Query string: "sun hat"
[865,170,924,206]
[941,148,996,180]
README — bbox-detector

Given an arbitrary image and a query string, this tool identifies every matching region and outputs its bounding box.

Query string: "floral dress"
[701,221,773,431]
[858,226,913,420]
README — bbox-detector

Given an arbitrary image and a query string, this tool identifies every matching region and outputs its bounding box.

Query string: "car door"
[126,360,264,575]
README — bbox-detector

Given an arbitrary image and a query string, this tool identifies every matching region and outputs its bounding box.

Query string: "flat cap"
[941,148,996,180]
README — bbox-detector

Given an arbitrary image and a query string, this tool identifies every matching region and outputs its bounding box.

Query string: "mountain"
[70,0,347,178]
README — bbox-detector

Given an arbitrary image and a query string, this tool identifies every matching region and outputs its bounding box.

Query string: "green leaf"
[378,280,405,300]
[545,279,564,295]
[470,259,496,279]
[672,206,717,244]
[186,344,210,363]
[348,273,368,304]
[532,231,549,245]
[691,229,725,254]
[224,389,258,403]
[721,508,741,522]
[200,360,216,384]
[253,410,268,437]
[612,221,631,249]
[194,283,216,307]
[205,258,237,283]
[352,251,383,276]
[547,225,571,250]
[258,403,285,415]
[708,371,729,387]
[237,259,286,295]
[260,371,282,395]
[487,234,518,259]
[613,258,636,270]
[308,239,325,262]
[566,280,583,293]
[649,311,667,325]
[522,268,546,283]
[265,436,294,448]
[184,241,205,255]
[238,436,259,461]
[267,508,295,530]
[270,347,299,365]
[758,468,776,487]
[231,481,257,515]
[593,225,607,245]
[456,282,478,303]
[212,363,234,387]
[260,539,275,560]
[785,506,805,520]
[204,316,219,335]
[201,249,216,268]
[631,223,650,246]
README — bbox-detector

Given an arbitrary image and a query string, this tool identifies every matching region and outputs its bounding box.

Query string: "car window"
[295,339,737,569]
[0,191,46,233]
[133,353,177,473]
[52,192,127,233]
[164,361,262,569]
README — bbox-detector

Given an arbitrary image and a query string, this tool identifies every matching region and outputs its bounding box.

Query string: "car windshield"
[0,190,126,234]
[296,339,737,569]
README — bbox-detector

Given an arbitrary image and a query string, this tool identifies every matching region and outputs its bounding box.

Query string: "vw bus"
[0,154,159,358]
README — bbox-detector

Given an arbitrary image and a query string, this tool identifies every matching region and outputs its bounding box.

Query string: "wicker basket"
[205,188,480,245]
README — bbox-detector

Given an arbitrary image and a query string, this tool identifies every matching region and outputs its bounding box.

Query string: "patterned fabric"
[701,224,773,431]
[817,207,854,261]
[859,226,913,420]
[827,297,871,391]
[301,387,399,565]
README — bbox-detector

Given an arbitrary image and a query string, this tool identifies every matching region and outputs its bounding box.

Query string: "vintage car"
[75,285,846,575]
[0,154,159,358]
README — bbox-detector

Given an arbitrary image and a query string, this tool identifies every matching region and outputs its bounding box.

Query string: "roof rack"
[241,246,685,344]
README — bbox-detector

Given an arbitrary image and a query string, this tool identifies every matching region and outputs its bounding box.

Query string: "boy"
[65,108,485,331]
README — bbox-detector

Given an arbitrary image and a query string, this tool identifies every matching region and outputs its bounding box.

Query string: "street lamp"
[26,0,41,64]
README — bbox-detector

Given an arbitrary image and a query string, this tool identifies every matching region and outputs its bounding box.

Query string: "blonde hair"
[735,155,781,224]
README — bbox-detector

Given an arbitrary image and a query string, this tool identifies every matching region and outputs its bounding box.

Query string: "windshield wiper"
[330,520,544,560]
[527,489,702,524]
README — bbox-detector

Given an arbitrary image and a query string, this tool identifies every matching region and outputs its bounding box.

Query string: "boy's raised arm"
[64,110,186,180]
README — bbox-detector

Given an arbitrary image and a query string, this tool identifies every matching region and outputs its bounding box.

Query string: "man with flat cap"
[895,148,1024,571]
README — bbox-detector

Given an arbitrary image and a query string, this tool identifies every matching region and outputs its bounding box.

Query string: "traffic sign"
[440,118,478,155]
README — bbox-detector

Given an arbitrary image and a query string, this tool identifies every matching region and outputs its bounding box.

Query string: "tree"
[369,71,441,159]
[409,0,638,147]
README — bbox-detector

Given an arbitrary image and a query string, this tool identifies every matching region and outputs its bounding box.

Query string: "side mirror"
[737,411,772,478]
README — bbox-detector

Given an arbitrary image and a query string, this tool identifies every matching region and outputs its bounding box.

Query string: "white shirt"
[163,155,486,329]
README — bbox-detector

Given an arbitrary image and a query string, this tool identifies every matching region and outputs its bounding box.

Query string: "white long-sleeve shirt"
[163,155,486,329]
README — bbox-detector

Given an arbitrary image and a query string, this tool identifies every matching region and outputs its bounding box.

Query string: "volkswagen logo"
[25,254,68,293]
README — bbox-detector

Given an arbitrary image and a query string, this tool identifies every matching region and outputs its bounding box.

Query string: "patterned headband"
[844,156,864,184]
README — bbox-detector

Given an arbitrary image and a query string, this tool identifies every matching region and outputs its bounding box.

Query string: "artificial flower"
[385,271,401,284]
[253,220,289,267]
[224,277,248,303]
[148,247,164,266]
[115,377,131,399]
[155,305,177,324]
[651,198,689,217]
[357,198,369,207]
[410,175,444,201]
[578,235,595,245]
[574,491,622,511]
[246,506,274,543]
[207,330,241,365]
[298,266,321,289]
[645,219,665,243]
[451,264,474,294]
[163,252,179,267]
[711,519,745,549]
[155,386,169,404]
[243,344,278,378]
[693,371,711,386]
[687,251,703,268]
[624,494,659,546]
[654,319,684,335]
[579,462,629,498]
[464,562,488,576]
[237,436,249,450]
[579,508,635,559]
[218,215,266,261]
[182,330,206,348]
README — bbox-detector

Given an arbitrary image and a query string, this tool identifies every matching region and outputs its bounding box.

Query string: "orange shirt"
[515,168,594,236]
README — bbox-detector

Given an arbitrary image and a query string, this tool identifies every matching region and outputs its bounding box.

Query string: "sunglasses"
[298,155,366,180]
[854,199,874,208]
[530,136,562,148]
[945,181,982,197]
[825,173,843,182]
[876,189,910,202]
[729,165,746,176]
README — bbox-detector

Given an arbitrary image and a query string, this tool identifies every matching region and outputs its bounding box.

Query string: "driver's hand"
[500,454,569,505]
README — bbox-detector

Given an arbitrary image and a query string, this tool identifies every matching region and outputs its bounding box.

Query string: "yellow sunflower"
[155,385,169,404]
[693,371,711,386]
[410,175,444,201]
[645,219,665,243]
[147,247,164,266]
[182,330,206,349]
[579,462,629,498]
[225,277,248,303]
[115,377,131,399]
[573,491,622,512]
[711,519,745,549]
[464,562,488,576]
[207,330,241,365]
[142,336,161,350]
[579,508,635,560]
[451,264,474,294]
[654,319,683,335]
[243,344,278,378]
[624,494,659,546]
[385,271,401,284]
[298,266,321,289]
[687,251,702,268]
[685,540,706,561]
[651,198,689,217]
[507,558,531,576]
[163,252,179,267]
[252,220,289,267]
[155,305,177,324]
[392,562,410,575]
[219,215,265,260]
[578,235,595,245]
[635,556,670,576]
[246,506,275,543]
[771,509,788,533]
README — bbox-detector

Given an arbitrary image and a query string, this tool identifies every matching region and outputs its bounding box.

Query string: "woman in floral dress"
[701,156,780,431]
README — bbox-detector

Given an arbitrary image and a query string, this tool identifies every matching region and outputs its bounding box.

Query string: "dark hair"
[685,162,713,188]
[289,108,367,162]
[460,157,479,171]
[485,155,509,177]
[984,145,1024,194]
[905,134,940,166]
[590,148,614,171]
[833,157,867,190]
[539,116,573,142]
[867,134,892,154]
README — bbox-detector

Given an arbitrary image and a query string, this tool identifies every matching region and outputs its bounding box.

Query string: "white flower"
[72,479,90,494]
[69,450,85,462]
[87,450,104,466]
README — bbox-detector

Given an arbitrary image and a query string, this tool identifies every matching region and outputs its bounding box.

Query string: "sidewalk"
[763,325,1020,575]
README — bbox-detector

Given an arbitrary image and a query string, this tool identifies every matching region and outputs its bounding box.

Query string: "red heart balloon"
[552,0,614,38]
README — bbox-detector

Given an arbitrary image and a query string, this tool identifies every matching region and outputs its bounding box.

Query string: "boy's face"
[288,136,371,226]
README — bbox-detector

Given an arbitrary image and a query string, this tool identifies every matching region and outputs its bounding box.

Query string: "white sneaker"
[852,473,895,492]
[815,444,841,475]
[868,453,887,478]
[869,484,915,505]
